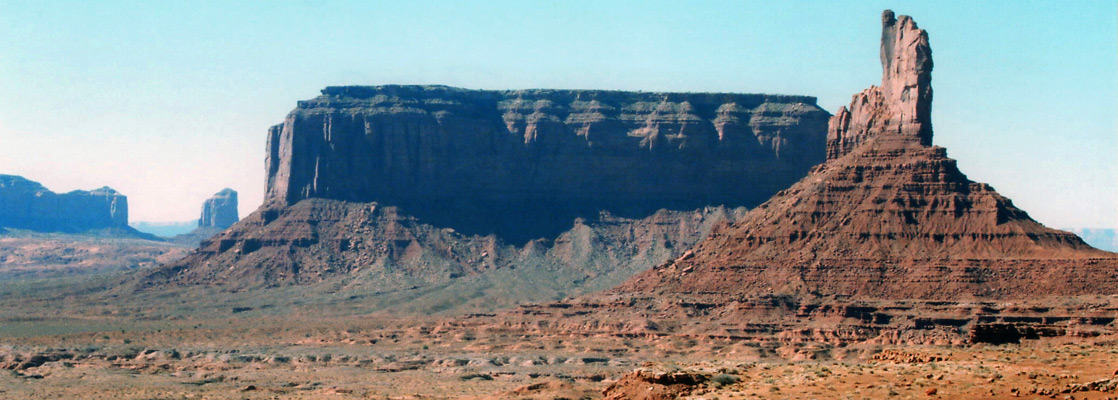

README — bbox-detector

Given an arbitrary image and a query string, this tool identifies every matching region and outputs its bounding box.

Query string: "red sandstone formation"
[827,10,933,159]
[441,11,1118,352]
[618,10,1116,301]
[144,86,830,303]
[263,86,829,243]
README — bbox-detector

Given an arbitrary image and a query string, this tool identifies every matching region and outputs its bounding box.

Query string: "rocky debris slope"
[146,199,744,310]
[437,293,1118,358]
[0,174,143,236]
[265,85,830,243]
[603,369,708,400]
[198,188,238,229]
[618,9,1116,301]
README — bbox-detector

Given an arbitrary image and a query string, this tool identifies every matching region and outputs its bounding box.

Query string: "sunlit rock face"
[826,10,933,160]
[619,10,1115,301]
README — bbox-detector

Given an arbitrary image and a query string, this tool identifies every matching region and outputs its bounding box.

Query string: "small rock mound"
[603,369,708,400]
[871,349,946,364]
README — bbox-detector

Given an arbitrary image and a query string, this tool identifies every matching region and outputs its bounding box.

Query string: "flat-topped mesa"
[198,188,239,229]
[827,10,933,160]
[263,85,830,243]
[0,174,129,232]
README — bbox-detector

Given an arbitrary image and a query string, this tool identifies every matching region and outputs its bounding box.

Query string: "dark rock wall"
[264,86,830,243]
[0,175,128,232]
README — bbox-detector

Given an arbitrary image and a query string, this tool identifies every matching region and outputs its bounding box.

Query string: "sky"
[0,1,1115,228]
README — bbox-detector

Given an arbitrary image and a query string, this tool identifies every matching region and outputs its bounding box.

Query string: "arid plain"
[3,9,1117,400]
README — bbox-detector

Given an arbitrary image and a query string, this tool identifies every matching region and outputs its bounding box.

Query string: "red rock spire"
[827,10,934,160]
[615,10,1114,301]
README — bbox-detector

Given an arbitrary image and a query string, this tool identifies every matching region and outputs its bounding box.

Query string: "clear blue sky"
[1,1,1114,229]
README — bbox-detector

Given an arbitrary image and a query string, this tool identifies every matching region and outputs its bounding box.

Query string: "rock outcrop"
[0,174,131,233]
[199,188,239,229]
[170,188,241,246]
[438,10,1118,357]
[264,86,830,243]
[145,86,832,299]
[826,10,933,160]
[618,10,1116,301]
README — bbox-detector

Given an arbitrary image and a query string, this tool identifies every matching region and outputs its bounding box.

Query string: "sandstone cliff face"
[198,188,238,229]
[443,11,1118,352]
[618,10,1116,301]
[826,10,933,160]
[264,86,830,243]
[0,174,129,233]
[148,86,829,296]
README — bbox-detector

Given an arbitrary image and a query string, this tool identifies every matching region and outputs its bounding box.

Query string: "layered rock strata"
[265,86,830,243]
[618,10,1115,301]
[147,86,832,293]
[0,174,130,233]
[430,10,1118,354]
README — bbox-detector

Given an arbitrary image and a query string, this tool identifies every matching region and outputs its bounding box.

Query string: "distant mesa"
[170,188,241,247]
[132,189,240,239]
[199,188,238,229]
[619,10,1117,301]
[0,174,147,237]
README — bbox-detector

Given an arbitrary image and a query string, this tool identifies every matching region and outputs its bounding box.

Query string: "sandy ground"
[2,315,1116,399]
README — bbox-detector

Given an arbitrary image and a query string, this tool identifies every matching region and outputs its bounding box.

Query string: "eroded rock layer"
[265,86,829,242]
[148,86,831,293]
[618,10,1116,301]
[0,174,130,233]
[146,199,744,308]
[827,10,933,160]
[434,10,1118,358]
